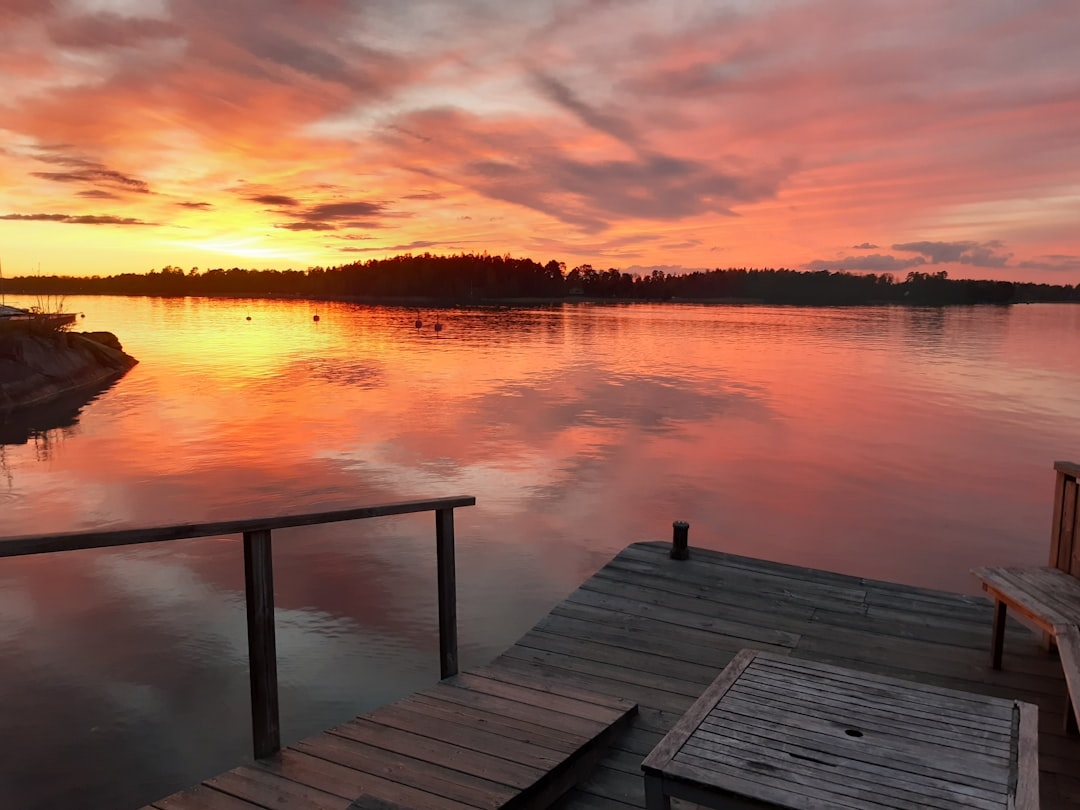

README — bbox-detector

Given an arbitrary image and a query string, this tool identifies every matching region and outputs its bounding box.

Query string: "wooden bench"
[971,460,1080,734]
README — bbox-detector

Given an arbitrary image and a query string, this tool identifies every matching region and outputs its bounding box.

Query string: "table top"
[642,649,1039,810]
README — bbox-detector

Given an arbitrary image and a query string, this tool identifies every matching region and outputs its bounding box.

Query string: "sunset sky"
[1,0,1078,281]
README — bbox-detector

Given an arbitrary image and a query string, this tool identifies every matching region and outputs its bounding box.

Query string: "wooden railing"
[0,495,476,759]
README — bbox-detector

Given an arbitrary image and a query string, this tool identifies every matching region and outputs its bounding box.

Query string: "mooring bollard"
[671,520,690,560]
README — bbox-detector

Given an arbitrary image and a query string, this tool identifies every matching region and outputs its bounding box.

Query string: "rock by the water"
[81,331,125,352]
[0,329,138,412]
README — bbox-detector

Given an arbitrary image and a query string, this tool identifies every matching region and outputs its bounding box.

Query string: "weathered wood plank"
[205,765,351,809]
[1050,469,1069,569]
[1055,624,1080,733]
[591,558,844,613]
[695,717,1010,795]
[328,718,545,789]
[362,703,570,771]
[1061,478,1078,576]
[502,635,713,695]
[533,611,744,670]
[616,544,869,602]
[151,786,267,810]
[716,689,1012,757]
[293,732,516,809]
[492,649,698,716]
[793,623,1066,690]
[565,764,649,808]
[447,672,636,724]
[402,693,591,752]
[422,681,615,739]
[508,628,715,685]
[540,603,792,664]
[679,735,1005,810]
[566,582,803,647]
[1014,701,1041,810]
[464,666,643,713]
[665,755,895,810]
[731,671,1015,735]
[253,749,480,810]
[748,656,1018,717]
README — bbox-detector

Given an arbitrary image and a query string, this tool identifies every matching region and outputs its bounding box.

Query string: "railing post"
[243,529,280,759]
[671,520,690,560]
[435,508,458,678]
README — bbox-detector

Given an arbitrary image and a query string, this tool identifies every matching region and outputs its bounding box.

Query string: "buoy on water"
[313,314,320,322]
[414,311,422,330]
[246,316,252,321]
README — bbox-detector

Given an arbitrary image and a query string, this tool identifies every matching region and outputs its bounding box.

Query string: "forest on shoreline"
[4,252,1079,305]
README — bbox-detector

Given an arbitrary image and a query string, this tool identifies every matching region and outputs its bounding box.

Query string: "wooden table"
[642,649,1039,810]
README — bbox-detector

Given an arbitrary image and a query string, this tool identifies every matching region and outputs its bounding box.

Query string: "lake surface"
[2,296,1079,809]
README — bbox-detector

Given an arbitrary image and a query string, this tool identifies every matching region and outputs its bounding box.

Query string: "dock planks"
[147,670,636,810]
[538,542,1079,810]
[146,541,1080,809]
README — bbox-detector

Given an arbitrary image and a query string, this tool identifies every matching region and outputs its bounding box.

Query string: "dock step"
[147,667,637,810]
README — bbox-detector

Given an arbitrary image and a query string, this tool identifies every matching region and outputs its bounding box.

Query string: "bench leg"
[644,774,671,810]
[1043,631,1057,653]
[990,600,1007,670]
[1067,693,1079,736]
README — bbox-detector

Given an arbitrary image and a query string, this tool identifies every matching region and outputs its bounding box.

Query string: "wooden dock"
[142,540,1079,810]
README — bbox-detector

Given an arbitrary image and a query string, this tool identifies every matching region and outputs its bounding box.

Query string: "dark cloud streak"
[275,199,395,231]
[249,194,300,207]
[893,240,1012,267]
[31,153,150,194]
[46,13,180,48]
[1018,254,1080,272]
[532,72,639,145]
[0,212,153,225]
[803,254,926,272]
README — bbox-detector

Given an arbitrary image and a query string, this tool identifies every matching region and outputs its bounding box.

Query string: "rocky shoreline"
[0,329,138,413]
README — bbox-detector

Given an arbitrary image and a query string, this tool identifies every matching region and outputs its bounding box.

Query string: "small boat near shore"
[0,304,77,328]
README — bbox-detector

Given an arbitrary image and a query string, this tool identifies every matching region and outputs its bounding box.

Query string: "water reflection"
[1,298,1080,809]
[0,377,123,449]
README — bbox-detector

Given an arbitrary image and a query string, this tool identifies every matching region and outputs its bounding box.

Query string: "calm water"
[1,296,1079,808]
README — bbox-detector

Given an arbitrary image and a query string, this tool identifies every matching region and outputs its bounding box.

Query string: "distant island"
[4,253,1079,306]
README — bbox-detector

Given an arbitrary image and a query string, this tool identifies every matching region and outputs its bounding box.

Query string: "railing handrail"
[0,493,476,760]
[0,495,476,558]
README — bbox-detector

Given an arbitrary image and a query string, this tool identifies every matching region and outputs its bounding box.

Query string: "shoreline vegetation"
[3,252,1078,306]
[0,318,138,413]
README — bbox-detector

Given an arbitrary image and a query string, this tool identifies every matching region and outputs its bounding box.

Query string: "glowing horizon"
[1,1,1078,282]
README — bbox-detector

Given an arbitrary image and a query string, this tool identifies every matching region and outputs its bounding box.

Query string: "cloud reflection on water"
[1,298,1080,809]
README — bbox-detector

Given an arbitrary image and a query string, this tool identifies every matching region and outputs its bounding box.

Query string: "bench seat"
[971,565,1080,733]
[971,566,1080,632]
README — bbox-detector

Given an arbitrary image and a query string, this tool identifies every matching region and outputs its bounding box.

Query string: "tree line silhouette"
[4,252,1078,305]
